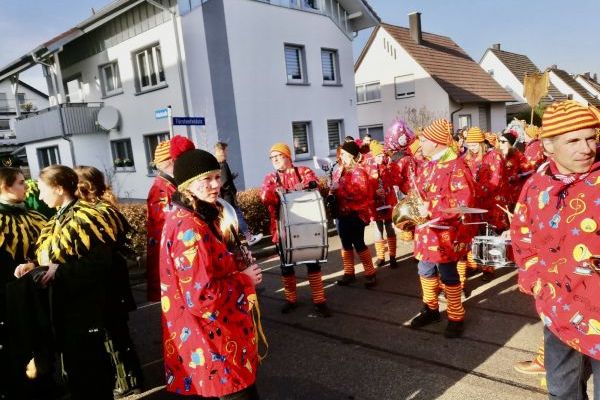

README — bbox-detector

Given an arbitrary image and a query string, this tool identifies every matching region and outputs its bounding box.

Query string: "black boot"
[281,301,298,314]
[376,258,386,268]
[410,304,441,328]
[337,274,356,286]
[313,302,332,318]
[444,320,464,338]
[389,257,398,269]
[364,274,377,289]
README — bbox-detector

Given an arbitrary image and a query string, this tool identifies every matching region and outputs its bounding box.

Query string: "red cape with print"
[368,157,402,221]
[463,149,510,231]
[260,165,318,243]
[414,148,475,263]
[146,174,177,300]
[332,164,375,225]
[160,203,258,396]
[502,149,533,209]
[511,160,600,360]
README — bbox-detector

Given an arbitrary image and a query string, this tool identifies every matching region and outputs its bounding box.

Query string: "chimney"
[492,43,501,50]
[409,12,422,45]
[550,64,557,70]
[583,72,591,79]
[594,73,598,82]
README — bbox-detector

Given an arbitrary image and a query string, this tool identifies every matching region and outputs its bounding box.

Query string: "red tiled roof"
[550,68,600,107]
[487,48,566,103]
[356,23,514,104]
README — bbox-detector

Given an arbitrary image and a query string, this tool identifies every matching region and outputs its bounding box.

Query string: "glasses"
[498,140,509,144]
[269,154,284,160]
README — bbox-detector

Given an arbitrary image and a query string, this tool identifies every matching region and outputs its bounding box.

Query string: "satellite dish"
[97,106,120,130]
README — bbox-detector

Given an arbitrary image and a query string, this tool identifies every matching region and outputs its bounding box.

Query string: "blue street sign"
[155,108,169,119]
[173,117,205,126]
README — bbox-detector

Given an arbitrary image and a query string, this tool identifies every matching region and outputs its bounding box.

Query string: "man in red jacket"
[511,100,600,398]
[409,119,475,338]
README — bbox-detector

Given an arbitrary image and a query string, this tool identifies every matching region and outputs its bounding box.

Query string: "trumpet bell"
[217,198,239,245]
[392,194,427,230]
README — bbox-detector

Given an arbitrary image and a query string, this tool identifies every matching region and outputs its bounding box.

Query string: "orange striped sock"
[281,275,297,303]
[467,251,478,270]
[420,276,439,310]
[308,271,326,304]
[358,248,376,277]
[341,249,355,276]
[444,284,465,321]
[387,236,397,257]
[457,260,467,287]
[374,240,386,261]
[400,229,414,241]
[534,343,544,366]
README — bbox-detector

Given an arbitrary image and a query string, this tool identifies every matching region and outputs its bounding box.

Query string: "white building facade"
[0,0,378,198]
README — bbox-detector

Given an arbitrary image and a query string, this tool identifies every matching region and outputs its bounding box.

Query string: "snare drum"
[278,190,328,266]
[471,235,515,268]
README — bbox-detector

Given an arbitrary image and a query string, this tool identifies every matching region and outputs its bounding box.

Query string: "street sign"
[155,108,169,119]
[173,117,205,126]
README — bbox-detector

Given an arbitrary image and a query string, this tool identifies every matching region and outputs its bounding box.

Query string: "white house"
[575,73,600,99]
[548,66,600,108]
[0,79,48,163]
[479,44,566,118]
[354,14,513,140]
[0,0,379,199]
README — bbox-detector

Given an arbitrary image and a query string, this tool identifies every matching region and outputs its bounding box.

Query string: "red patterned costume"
[503,149,532,209]
[524,139,546,171]
[332,163,375,226]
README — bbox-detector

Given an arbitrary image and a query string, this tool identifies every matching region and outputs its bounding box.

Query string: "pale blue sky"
[1,0,598,92]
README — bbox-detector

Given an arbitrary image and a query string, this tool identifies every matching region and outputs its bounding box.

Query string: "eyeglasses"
[498,140,509,144]
[269,154,284,160]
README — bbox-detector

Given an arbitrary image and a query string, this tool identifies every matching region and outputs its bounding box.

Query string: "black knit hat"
[341,141,360,158]
[174,149,221,189]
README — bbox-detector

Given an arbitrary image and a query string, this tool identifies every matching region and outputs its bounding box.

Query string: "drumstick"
[496,204,513,222]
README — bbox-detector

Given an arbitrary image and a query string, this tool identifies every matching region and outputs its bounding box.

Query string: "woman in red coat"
[160,149,263,399]
[497,130,533,210]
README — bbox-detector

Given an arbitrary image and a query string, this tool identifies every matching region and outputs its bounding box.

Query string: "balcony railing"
[14,102,105,144]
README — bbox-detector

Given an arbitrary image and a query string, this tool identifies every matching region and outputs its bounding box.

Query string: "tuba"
[391,167,427,230]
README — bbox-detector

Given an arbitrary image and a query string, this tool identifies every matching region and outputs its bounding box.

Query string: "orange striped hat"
[153,140,171,164]
[485,132,498,147]
[422,119,452,145]
[541,100,600,138]
[465,127,485,143]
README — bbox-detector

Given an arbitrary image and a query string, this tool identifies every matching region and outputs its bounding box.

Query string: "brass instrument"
[391,167,427,229]
[217,198,254,269]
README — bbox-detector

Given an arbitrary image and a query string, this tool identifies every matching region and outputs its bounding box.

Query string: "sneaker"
[376,258,386,268]
[281,301,298,314]
[364,274,377,288]
[514,360,546,375]
[410,304,441,328]
[246,233,263,246]
[444,320,464,338]
[389,257,398,269]
[312,302,332,318]
[336,274,356,286]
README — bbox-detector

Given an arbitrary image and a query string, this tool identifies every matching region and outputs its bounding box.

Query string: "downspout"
[450,103,463,130]
[147,0,192,139]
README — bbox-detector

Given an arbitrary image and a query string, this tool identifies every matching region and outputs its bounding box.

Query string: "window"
[0,93,7,111]
[135,44,166,91]
[144,133,169,174]
[37,146,60,169]
[359,125,384,143]
[356,82,381,103]
[0,120,9,131]
[458,115,472,129]
[321,49,339,84]
[292,122,312,159]
[100,61,122,96]
[111,139,135,170]
[327,120,343,153]
[285,45,306,84]
[488,69,494,76]
[395,74,415,99]
[302,0,319,10]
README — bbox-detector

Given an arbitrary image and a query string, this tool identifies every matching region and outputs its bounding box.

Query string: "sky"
[1,0,599,93]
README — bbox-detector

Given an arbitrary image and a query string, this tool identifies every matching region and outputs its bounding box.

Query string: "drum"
[471,235,515,268]
[278,190,328,266]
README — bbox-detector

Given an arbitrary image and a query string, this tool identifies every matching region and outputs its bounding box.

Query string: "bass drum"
[278,190,328,266]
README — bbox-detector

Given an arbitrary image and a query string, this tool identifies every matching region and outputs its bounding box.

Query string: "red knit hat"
[169,135,195,160]
[422,119,452,145]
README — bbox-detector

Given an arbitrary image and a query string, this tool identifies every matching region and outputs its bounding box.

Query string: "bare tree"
[400,106,447,132]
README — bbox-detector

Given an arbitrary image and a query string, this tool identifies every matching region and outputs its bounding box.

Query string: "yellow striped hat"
[369,140,384,156]
[541,100,600,138]
[422,119,452,145]
[153,140,171,164]
[465,127,485,143]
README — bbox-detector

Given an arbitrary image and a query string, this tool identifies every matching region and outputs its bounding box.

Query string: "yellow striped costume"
[0,204,46,261]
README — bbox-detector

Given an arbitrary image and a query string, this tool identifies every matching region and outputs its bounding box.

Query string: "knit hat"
[541,100,600,138]
[408,139,421,156]
[153,140,171,164]
[422,119,452,145]
[370,140,384,156]
[170,135,195,160]
[501,129,519,146]
[341,141,360,158]
[485,132,498,148]
[465,127,485,143]
[525,124,541,139]
[269,143,292,159]
[173,149,221,190]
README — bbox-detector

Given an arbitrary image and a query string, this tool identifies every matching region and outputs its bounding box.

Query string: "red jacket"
[511,160,600,360]
[524,140,546,171]
[260,166,318,243]
[396,154,422,195]
[332,164,375,224]
[414,148,475,263]
[503,149,532,209]
[368,158,402,221]
[160,201,258,396]
[463,149,510,231]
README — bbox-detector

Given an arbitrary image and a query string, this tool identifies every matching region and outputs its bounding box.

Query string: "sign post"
[167,105,174,138]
